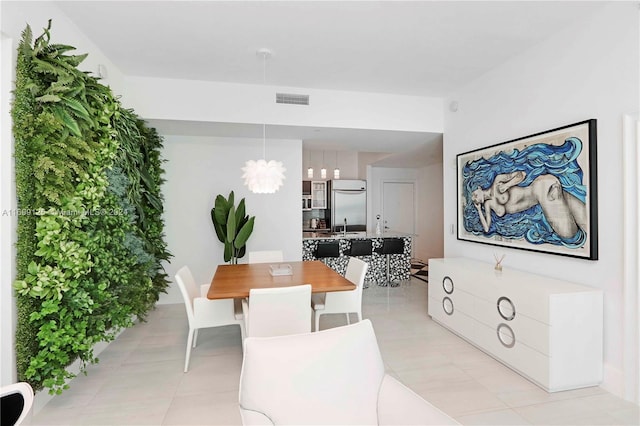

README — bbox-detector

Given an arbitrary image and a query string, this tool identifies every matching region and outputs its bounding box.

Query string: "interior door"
[382,182,415,235]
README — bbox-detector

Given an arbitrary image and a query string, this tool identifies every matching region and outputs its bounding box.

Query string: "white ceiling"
[52,0,605,165]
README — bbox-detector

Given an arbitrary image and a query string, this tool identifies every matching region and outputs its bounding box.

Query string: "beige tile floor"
[25,278,639,425]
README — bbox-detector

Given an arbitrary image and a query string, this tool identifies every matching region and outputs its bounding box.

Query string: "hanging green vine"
[11,20,170,394]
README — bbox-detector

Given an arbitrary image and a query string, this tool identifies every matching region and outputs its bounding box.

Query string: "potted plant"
[211,191,255,264]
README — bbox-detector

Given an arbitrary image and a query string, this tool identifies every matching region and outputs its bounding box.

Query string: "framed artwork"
[457,119,598,260]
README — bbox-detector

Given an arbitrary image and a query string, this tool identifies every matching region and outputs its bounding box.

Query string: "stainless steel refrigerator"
[329,180,367,232]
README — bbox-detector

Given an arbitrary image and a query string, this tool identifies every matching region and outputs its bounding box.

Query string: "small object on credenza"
[494,253,505,272]
[269,264,293,276]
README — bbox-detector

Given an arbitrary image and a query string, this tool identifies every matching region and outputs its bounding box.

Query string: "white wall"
[358,152,391,179]
[122,76,443,133]
[0,1,126,95]
[416,162,444,262]
[0,1,126,386]
[442,3,639,399]
[160,135,302,304]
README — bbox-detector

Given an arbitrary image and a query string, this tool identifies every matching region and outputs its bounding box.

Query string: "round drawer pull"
[442,276,454,294]
[497,296,516,321]
[496,323,515,348]
[442,297,454,315]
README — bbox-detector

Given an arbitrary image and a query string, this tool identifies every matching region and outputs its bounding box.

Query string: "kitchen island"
[302,232,412,286]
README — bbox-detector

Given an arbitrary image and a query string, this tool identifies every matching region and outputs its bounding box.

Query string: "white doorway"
[382,180,416,237]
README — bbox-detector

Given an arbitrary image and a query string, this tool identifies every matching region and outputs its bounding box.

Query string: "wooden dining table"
[207,260,355,299]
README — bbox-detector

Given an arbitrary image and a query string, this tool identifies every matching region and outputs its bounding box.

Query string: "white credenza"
[428,257,603,392]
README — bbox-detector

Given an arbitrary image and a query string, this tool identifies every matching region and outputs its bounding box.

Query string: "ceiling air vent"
[276,93,310,105]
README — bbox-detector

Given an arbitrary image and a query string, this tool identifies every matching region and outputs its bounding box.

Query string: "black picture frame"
[456,119,598,260]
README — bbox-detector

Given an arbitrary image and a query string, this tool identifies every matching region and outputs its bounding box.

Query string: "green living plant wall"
[11,21,170,394]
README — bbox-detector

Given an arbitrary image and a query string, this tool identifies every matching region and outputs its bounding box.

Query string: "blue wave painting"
[461,137,586,248]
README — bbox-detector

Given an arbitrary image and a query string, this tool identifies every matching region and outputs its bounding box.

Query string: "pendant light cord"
[242,48,285,194]
[262,51,267,160]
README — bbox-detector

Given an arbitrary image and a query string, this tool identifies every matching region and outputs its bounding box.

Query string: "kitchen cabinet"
[302,180,311,194]
[311,181,327,209]
[302,181,312,211]
[302,196,312,211]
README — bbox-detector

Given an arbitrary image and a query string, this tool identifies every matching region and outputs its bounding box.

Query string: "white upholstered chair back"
[242,284,312,338]
[327,256,367,308]
[239,320,460,425]
[239,320,385,425]
[1,382,34,426]
[175,266,200,325]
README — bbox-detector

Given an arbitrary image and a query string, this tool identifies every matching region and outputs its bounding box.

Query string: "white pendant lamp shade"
[320,150,326,179]
[306,150,313,178]
[242,159,286,193]
[242,48,286,194]
[333,168,340,179]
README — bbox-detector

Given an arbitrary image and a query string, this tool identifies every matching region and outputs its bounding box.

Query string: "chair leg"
[346,312,351,325]
[193,329,199,348]
[185,328,195,373]
[238,322,246,343]
[356,311,362,322]
[315,311,321,332]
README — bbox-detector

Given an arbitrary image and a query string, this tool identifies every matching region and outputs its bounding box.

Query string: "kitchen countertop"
[302,231,413,240]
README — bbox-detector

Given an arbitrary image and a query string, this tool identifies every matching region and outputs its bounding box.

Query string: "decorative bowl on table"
[269,264,293,276]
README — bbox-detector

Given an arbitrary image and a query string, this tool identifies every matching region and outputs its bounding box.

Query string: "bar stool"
[375,238,405,286]
[346,239,372,257]
[314,242,340,259]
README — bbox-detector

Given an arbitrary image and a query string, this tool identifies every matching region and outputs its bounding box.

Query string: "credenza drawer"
[474,297,550,356]
[476,321,550,389]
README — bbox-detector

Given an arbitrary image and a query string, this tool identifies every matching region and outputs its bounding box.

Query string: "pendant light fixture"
[333,150,340,179]
[241,48,286,193]
[320,151,327,179]
[307,149,314,178]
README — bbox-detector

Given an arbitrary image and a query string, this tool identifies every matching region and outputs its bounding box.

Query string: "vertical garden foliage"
[11,21,170,394]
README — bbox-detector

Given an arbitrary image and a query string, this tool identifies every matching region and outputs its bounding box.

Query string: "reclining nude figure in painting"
[471,170,588,239]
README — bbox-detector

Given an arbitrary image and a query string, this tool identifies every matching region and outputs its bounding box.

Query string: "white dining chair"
[238,320,459,425]
[243,250,284,320]
[1,382,34,426]
[312,256,368,331]
[175,266,245,372]
[248,250,284,264]
[242,284,312,338]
